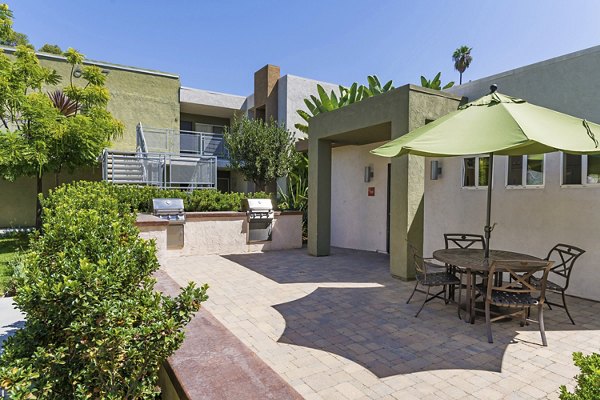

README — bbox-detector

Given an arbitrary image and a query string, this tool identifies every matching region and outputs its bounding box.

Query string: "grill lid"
[152,198,185,214]
[242,198,273,212]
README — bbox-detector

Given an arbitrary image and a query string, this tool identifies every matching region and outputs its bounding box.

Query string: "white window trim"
[505,154,545,189]
[461,155,490,190]
[559,152,600,188]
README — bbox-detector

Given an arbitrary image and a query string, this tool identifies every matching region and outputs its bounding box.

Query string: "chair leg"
[443,285,449,304]
[485,301,493,343]
[457,272,463,320]
[415,286,430,317]
[538,304,547,346]
[561,291,576,325]
[406,282,419,304]
[520,307,527,327]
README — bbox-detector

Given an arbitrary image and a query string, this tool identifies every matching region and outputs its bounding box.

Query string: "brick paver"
[163,247,600,399]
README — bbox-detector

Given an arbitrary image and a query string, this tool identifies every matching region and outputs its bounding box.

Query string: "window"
[463,156,489,188]
[562,153,600,185]
[507,155,544,187]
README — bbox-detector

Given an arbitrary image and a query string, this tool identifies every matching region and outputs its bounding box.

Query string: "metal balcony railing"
[138,124,229,159]
[102,150,217,189]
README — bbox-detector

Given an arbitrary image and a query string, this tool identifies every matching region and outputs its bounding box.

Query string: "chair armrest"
[423,259,446,269]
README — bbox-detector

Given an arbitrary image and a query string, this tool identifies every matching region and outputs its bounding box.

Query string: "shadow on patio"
[224,248,600,378]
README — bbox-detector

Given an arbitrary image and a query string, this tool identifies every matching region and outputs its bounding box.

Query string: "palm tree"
[452,46,473,85]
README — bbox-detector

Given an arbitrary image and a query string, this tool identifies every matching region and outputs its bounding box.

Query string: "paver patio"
[163,247,600,400]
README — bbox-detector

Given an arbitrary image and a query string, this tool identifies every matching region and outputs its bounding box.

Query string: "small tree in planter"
[224,116,297,193]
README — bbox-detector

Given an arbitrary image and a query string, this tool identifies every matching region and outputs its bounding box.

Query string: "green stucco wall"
[0,52,181,228]
[308,85,462,280]
[37,54,181,151]
[0,167,100,228]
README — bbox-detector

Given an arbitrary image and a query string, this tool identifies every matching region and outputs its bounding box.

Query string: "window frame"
[560,152,600,187]
[505,154,545,189]
[461,155,490,190]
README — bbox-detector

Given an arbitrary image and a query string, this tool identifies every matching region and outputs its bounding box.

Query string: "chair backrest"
[545,244,585,290]
[487,260,554,304]
[407,242,427,279]
[444,233,485,249]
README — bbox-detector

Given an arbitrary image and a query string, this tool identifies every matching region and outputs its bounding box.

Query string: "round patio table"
[432,248,542,323]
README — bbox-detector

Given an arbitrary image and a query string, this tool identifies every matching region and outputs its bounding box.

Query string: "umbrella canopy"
[372,91,600,158]
[371,87,600,258]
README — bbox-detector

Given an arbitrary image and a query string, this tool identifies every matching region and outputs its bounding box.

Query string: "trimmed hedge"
[75,181,271,213]
[0,182,208,399]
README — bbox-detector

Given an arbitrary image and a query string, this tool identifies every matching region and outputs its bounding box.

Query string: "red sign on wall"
[368,187,375,196]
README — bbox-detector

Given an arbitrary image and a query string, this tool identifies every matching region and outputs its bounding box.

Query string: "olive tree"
[224,116,297,192]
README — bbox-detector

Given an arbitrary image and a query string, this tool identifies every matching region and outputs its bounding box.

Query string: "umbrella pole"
[484,152,494,259]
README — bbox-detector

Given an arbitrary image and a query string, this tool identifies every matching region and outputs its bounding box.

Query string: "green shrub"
[560,352,600,400]
[65,181,271,213]
[0,182,208,399]
[0,232,29,295]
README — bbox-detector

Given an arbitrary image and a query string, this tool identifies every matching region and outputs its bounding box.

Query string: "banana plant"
[420,72,455,91]
[295,75,394,134]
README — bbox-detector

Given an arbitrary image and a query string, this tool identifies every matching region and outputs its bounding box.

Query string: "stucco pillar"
[389,154,424,280]
[308,138,332,256]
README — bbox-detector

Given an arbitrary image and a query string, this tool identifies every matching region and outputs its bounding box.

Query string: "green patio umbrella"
[371,85,600,258]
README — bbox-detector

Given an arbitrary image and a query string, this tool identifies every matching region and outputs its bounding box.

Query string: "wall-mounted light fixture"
[430,160,442,180]
[72,67,82,78]
[364,164,374,182]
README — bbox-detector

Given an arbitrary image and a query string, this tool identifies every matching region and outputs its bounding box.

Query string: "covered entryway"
[307,85,462,279]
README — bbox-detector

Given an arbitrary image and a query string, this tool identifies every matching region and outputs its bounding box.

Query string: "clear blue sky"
[10,1,600,96]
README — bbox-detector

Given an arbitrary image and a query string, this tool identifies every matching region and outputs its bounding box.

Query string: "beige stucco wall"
[142,212,302,257]
[330,142,389,253]
[137,224,168,265]
[424,153,600,301]
[278,74,339,140]
[424,45,600,301]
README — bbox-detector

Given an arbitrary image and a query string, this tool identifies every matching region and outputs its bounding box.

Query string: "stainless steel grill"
[152,198,185,248]
[242,198,274,242]
[152,198,185,224]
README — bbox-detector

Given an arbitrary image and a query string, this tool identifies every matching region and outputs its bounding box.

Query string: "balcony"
[100,123,225,189]
[141,126,229,167]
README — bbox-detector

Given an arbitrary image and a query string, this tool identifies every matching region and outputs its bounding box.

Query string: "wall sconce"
[430,160,442,180]
[72,68,82,78]
[364,164,374,182]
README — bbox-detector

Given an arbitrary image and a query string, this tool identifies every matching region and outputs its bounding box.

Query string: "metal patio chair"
[444,233,486,251]
[481,259,554,346]
[406,242,461,317]
[530,244,585,325]
[444,233,485,318]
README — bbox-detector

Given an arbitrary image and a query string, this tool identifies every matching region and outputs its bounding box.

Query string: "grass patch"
[0,234,29,295]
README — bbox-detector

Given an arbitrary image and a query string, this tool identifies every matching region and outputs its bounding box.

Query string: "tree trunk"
[459,72,463,85]
[35,173,43,231]
[254,179,267,193]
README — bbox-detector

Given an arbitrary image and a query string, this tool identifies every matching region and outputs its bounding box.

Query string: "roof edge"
[455,44,600,91]
[0,46,179,79]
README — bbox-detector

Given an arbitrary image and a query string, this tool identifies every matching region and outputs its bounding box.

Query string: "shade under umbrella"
[371,86,600,257]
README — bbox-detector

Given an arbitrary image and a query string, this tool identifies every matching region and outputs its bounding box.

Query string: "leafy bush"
[0,232,29,295]
[278,153,308,241]
[70,181,271,213]
[560,352,600,400]
[0,182,208,399]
